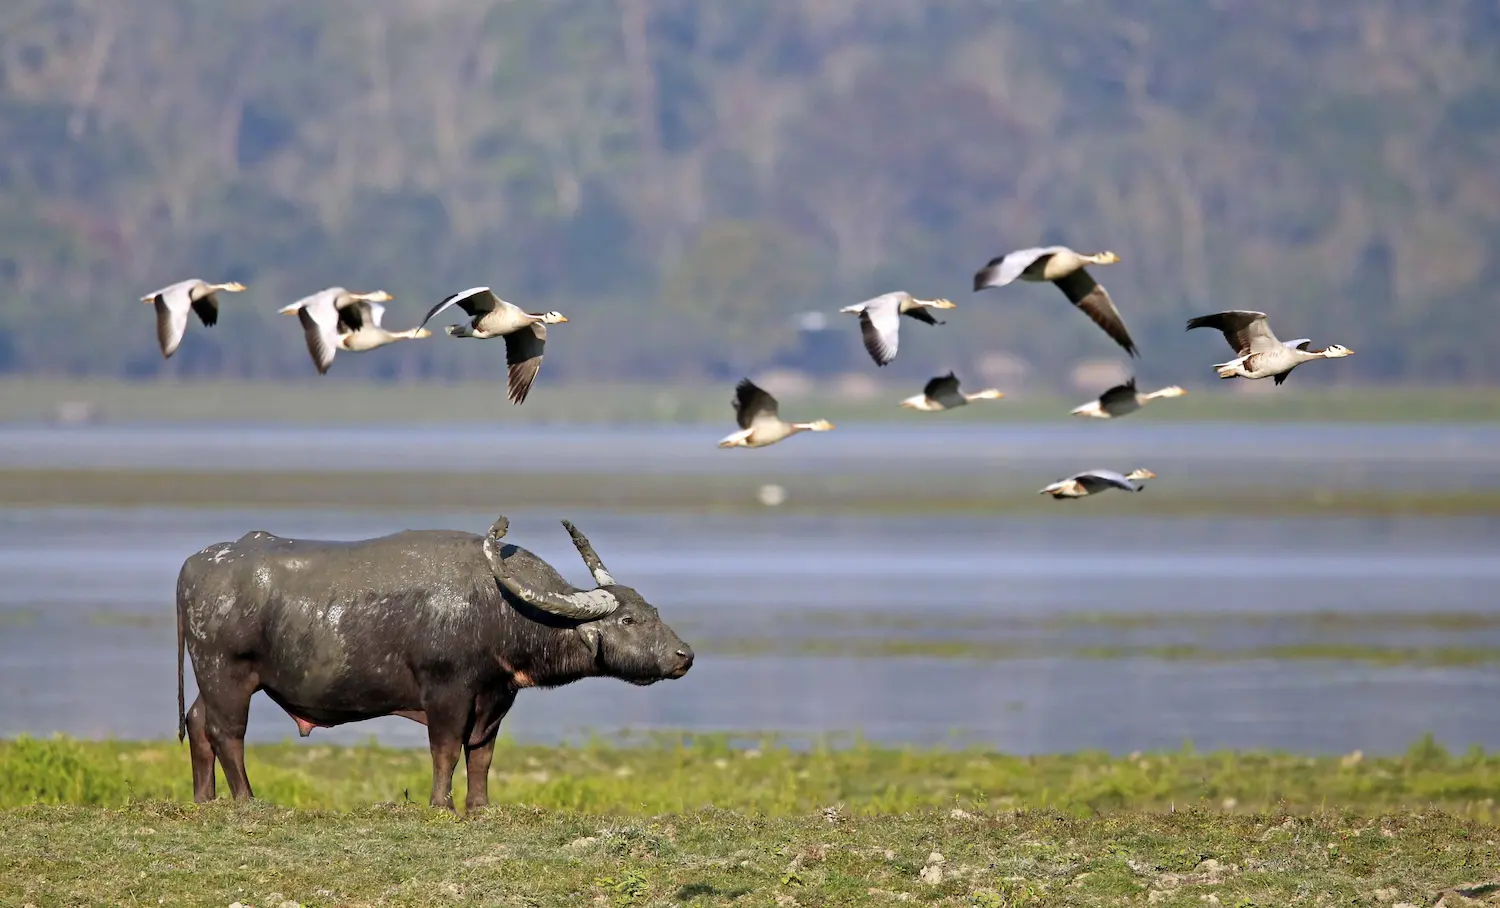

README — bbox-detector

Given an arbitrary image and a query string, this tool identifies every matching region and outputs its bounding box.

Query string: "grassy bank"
[3,467,1499,517]
[6,803,1496,907]
[4,734,1500,816]
[4,737,1500,906]
[3,377,1499,424]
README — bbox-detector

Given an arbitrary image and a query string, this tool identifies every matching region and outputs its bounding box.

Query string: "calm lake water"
[1,422,1498,489]
[3,505,1498,755]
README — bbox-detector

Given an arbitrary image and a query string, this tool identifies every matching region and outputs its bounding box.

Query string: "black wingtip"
[972,256,1007,291]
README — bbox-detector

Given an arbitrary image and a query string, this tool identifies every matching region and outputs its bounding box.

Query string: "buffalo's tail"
[176,598,186,743]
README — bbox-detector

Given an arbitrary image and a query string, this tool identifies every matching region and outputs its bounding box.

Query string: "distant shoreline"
[0,468,1496,516]
[1,377,1498,424]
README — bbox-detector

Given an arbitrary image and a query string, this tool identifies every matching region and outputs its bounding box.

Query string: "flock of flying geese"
[142,243,1353,499]
[143,281,566,403]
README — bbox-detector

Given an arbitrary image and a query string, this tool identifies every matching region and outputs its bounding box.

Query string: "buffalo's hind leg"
[199,666,259,801]
[185,696,216,802]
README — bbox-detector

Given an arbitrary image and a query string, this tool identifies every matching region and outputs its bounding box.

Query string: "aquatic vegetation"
[0,608,37,628]
[3,467,1500,517]
[692,635,1500,668]
[28,606,1500,669]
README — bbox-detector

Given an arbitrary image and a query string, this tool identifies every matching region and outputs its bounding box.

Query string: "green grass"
[5,734,1496,817]
[4,736,1500,905]
[4,467,1500,516]
[4,377,1500,424]
[5,803,1497,907]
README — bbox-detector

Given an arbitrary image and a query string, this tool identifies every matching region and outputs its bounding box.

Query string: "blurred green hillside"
[1,1,1496,388]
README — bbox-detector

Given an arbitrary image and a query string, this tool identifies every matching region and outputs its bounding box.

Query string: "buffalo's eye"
[620,614,635,626]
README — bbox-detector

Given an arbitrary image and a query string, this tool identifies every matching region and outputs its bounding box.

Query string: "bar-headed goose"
[1040,468,1156,499]
[718,378,834,449]
[1186,310,1353,385]
[973,246,1137,357]
[141,279,247,358]
[901,372,1005,411]
[839,292,956,367]
[419,287,568,404]
[278,287,429,375]
[1071,379,1186,419]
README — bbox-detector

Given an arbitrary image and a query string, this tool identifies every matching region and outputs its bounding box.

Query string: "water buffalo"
[175,514,693,810]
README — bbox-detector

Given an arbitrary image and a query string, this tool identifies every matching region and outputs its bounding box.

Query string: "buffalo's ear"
[577,623,602,656]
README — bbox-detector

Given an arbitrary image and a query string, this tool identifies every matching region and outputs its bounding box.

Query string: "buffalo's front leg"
[185,696,216,802]
[463,738,496,813]
[463,688,516,813]
[422,690,474,810]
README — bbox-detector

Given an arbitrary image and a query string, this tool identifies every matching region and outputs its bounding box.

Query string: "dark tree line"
[1,1,1497,386]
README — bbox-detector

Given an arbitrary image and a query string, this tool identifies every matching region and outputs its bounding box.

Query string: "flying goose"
[839,292,956,367]
[1040,468,1156,499]
[718,378,834,448]
[1071,379,1186,419]
[141,279,247,358]
[900,372,1005,411]
[277,287,429,375]
[418,287,568,404]
[972,246,1137,356]
[1186,310,1353,385]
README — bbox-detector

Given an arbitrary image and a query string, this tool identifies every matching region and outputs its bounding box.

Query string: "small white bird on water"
[1071,379,1186,419]
[839,292,956,367]
[141,278,248,358]
[1039,468,1156,499]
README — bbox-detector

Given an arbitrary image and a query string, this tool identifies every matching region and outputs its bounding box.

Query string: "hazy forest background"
[1,0,1497,392]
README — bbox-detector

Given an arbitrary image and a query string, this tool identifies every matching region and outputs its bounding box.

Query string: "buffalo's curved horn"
[560,519,615,586]
[483,516,618,620]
